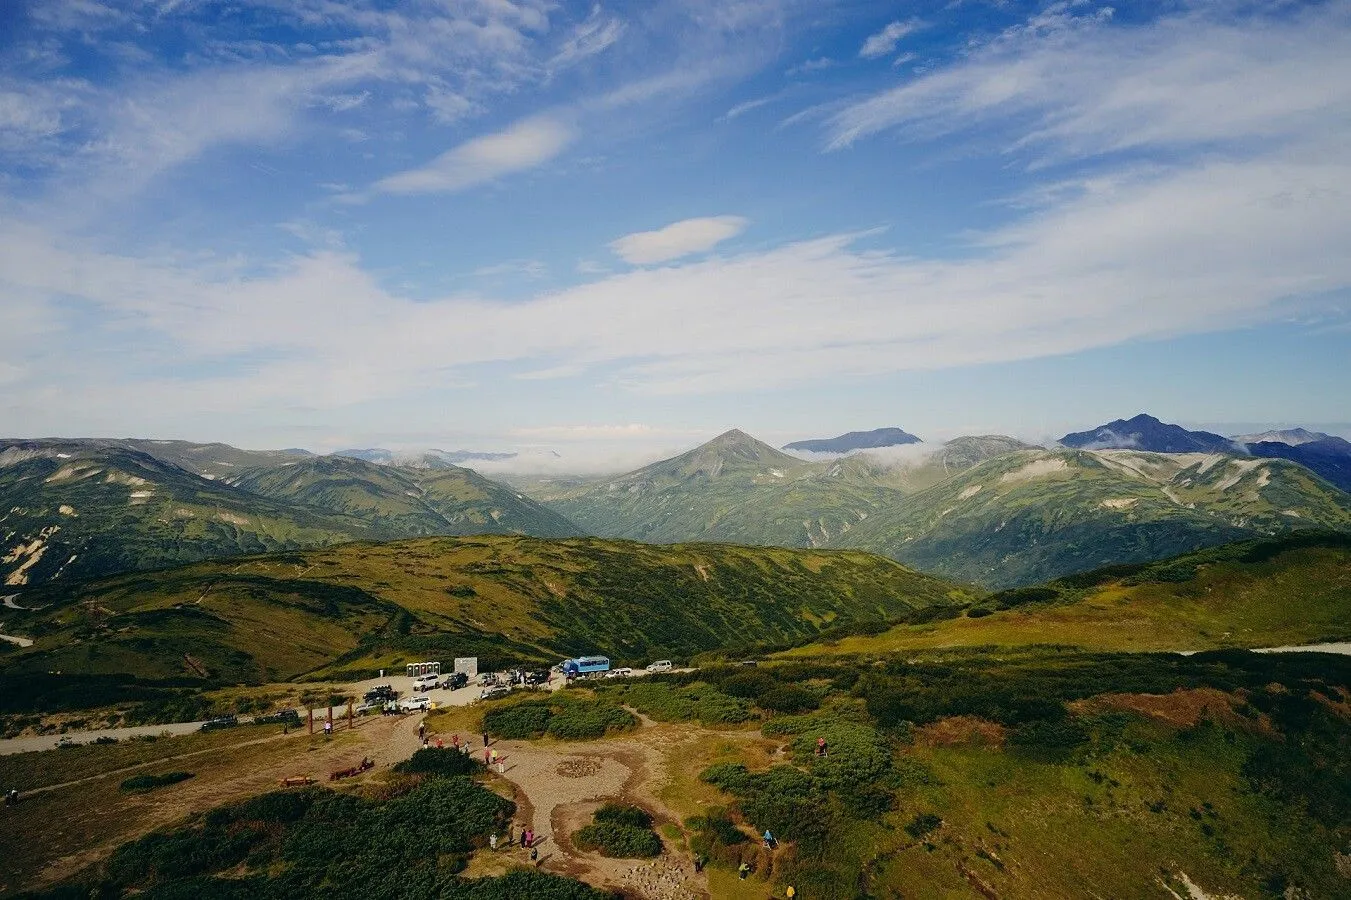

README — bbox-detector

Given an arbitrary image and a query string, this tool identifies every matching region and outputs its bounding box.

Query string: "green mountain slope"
[0,441,368,588]
[0,536,973,685]
[790,531,1351,657]
[0,442,584,590]
[545,429,909,548]
[224,456,582,539]
[846,448,1351,587]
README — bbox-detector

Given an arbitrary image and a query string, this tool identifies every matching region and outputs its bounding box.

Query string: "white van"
[646,660,673,672]
[413,673,440,692]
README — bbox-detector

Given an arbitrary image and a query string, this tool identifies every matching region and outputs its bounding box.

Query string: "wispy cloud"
[375,116,575,194]
[550,9,626,71]
[859,19,919,60]
[828,3,1350,155]
[609,216,749,265]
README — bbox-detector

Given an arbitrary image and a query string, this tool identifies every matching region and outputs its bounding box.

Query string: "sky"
[2,0,1350,470]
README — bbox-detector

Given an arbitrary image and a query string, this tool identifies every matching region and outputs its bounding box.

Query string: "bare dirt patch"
[1073,688,1250,729]
[917,715,1007,748]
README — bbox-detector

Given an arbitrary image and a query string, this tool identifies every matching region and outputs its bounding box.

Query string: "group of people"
[489,823,540,864]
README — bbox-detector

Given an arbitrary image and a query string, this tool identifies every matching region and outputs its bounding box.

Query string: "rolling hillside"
[787,531,1351,656]
[544,429,905,548]
[0,441,367,588]
[0,535,973,686]
[0,441,583,590]
[224,456,581,539]
[846,447,1351,587]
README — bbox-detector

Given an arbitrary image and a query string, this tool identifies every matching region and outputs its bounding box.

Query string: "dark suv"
[200,714,238,731]
[364,685,396,703]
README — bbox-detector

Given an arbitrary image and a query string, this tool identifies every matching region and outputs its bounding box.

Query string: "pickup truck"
[398,695,432,712]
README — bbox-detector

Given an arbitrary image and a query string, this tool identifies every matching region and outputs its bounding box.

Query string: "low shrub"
[482,695,636,741]
[393,747,479,777]
[904,812,941,840]
[119,771,194,792]
[594,803,653,830]
[598,682,752,726]
[574,804,662,859]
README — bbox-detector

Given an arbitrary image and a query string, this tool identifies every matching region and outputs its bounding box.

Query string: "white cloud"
[859,20,918,60]
[374,117,574,194]
[828,3,1351,154]
[608,215,749,265]
[550,11,625,70]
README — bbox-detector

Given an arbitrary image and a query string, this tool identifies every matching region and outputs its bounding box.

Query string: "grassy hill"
[844,447,1351,587]
[0,441,367,588]
[787,531,1351,657]
[224,455,581,539]
[0,441,582,590]
[545,430,906,548]
[0,535,972,690]
[541,433,1351,589]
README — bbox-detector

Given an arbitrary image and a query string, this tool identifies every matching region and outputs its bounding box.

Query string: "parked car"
[354,701,380,716]
[522,670,550,685]
[364,685,396,702]
[413,673,441,692]
[200,714,239,731]
[606,667,633,679]
[738,660,759,667]
[398,695,432,712]
[479,672,498,686]
[442,672,469,690]
[479,685,510,701]
[646,660,673,672]
[254,709,301,726]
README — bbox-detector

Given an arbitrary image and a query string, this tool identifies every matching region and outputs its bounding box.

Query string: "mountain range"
[1059,413,1238,453]
[782,426,921,454]
[535,427,1351,587]
[0,440,580,588]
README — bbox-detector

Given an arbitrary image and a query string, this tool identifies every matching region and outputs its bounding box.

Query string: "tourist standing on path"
[764,829,776,849]
[483,730,490,748]
[489,834,497,851]
[419,722,426,741]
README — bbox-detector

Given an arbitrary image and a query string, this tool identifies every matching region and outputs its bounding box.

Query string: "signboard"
[453,657,478,677]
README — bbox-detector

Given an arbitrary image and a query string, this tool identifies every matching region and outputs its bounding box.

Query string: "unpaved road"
[0,672,488,756]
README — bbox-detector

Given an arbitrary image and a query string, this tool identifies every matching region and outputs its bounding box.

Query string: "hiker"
[484,747,491,764]
[507,823,515,845]
[530,845,538,865]
[738,862,751,880]
[496,759,505,775]
[4,789,17,806]
[524,828,533,848]
[482,730,490,748]
[489,834,498,851]
[816,737,826,756]
[763,829,776,849]
[422,737,429,749]
[452,734,460,748]
[490,748,499,765]
[786,887,796,899]
[419,722,426,740]
[323,720,332,736]
[436,737,443,749]
[693,855,704,873]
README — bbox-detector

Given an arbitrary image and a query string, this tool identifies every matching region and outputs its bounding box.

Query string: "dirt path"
[477,721,764,900]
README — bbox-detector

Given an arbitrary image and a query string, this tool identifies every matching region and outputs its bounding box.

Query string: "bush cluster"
[596,681,752,725]
[119,771,194,792]
[573,804,662,859]
[42,765,616,899]
[482,694,636,741]
[393,747,479,777]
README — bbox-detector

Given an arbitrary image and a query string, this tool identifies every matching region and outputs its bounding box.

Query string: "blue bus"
[562,656,610,677]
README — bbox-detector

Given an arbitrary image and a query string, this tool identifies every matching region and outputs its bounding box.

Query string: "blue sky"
[2,0,1349,469]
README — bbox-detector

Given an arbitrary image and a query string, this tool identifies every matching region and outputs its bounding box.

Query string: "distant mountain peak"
[783,427,922,454]
[1232,427,1333,447]
[1059,414,1236,454]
